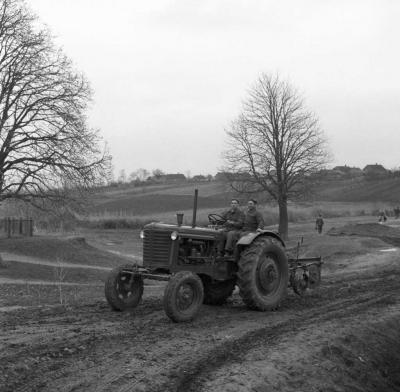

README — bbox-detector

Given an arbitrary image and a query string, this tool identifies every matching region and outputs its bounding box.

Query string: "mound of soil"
[0,254,10,268]
[0,260,109,284]
[327,223,400,246]
[0,236,129,268]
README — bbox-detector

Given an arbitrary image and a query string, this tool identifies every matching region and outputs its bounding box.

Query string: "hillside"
[89,181,233,216]
[315,177,400,203]
[88,177,400,219]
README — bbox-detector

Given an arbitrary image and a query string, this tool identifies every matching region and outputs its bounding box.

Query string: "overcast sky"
[30,0,399,176]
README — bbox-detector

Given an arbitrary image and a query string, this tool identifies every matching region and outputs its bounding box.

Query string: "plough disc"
[290,270,308,295]
[307,264,321,289]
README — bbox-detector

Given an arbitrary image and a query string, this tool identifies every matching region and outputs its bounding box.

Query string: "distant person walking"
[378,210,387,223]
[394,206,400,219]
[315,214,324,234]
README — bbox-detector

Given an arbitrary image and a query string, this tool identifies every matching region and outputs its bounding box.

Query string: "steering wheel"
[208,213,227,225]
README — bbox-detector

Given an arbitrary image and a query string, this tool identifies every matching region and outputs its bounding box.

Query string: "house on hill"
[363,164,388,178]
[191,175,208,182]
[348,167,363,177]
[151,173,186,183]
[333,165,351,175]
[333,165,363,178]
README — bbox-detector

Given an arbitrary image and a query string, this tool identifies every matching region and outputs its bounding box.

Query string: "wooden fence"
[1,218,34,238]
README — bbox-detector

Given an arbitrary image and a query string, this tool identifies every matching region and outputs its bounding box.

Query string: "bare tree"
[224,73,329,239]
[129,168,149,182]
[0,0,111,211]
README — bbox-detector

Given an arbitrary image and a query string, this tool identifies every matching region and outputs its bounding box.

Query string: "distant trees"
[152,169,165,178]
[224,73,329,239]
[129,168,149,182]
[0,0,111,210]
[112,167,215,185]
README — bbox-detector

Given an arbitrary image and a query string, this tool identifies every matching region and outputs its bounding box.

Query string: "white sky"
[29,0,400,175]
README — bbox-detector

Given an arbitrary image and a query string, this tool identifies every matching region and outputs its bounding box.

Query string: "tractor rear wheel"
[105,264,144,311]
[202,277,236,305]
[237,237,288,311]
[163,271,204,322]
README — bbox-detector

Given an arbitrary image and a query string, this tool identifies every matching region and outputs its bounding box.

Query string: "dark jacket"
[315,217,324,227]
[242,209,264,232]
[221,208,245,230]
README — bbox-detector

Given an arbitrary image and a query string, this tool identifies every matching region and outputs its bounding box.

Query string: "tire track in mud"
[158,285,400,392]
[62,276,396,392]
[0,298,168,392]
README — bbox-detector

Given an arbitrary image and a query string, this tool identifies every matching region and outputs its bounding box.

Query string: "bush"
[78,218,154,230]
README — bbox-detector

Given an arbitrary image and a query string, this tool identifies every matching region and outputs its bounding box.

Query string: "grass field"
[80,200,386,231]
[315,176,400,202]
[0,236,129,268]
[75,177,400,230]
[11,176,396,234]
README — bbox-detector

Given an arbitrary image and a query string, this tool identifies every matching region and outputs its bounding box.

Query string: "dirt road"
[1,227,400,391]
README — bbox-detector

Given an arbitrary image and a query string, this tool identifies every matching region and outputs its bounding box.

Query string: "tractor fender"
[236,230,285,248]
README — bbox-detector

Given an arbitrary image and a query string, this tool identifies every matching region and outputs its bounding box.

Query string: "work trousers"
[217,230,241,254]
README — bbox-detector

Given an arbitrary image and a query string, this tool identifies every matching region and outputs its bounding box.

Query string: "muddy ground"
[1,221,400,392]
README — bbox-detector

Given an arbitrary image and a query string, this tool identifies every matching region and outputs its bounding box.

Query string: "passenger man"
[242,199,265,234]
[217,199,245,256]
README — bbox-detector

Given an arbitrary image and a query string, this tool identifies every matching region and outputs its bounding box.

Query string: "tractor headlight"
[170,231,178,240]
[140,230,145,239]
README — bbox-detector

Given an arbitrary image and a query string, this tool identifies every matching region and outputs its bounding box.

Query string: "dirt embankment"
[327,222,400,246]
[0,223,400,392]
[0,236,134,268]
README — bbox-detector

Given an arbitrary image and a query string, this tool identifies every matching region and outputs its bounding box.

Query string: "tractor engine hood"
[143,222,219,239]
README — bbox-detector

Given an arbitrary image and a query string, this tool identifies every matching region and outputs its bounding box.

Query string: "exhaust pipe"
[192,189,198,228]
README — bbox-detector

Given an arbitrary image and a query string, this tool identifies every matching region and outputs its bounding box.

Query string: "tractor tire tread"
[163,271,204,322]
[104,264,143,311]
[237,237,288,311]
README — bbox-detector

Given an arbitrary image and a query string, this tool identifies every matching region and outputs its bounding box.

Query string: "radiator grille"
[143,229,171,266]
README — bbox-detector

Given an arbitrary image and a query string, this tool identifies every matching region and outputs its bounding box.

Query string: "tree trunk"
[278,199,289,240]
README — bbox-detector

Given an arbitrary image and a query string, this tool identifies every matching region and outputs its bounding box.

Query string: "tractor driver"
[217,199,245,256]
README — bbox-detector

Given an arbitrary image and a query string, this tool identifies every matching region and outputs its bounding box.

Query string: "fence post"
[19,218,23,235]
[29,218,33,237]
[7,218,11,238]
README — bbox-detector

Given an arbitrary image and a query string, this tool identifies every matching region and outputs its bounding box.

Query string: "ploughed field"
[1,218,400,392]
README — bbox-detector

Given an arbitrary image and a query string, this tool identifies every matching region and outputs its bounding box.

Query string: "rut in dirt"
[157,277,400,392]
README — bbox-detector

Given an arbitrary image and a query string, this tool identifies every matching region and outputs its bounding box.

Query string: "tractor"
[105,190,322,322]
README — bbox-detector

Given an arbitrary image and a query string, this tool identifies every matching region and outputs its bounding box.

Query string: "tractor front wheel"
[105,264,144,311]
[163,271,204,322]
[237,237,288,311]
